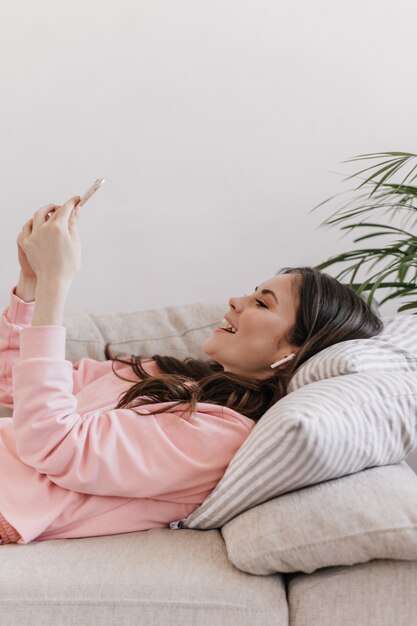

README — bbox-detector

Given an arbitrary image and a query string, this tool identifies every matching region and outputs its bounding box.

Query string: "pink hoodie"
[0,287,255,544]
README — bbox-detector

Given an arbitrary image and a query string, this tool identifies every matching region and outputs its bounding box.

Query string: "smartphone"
[46,178,105,220]
[77,177,105,207]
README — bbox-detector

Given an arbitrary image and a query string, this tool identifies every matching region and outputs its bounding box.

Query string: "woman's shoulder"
[188,402,256,431]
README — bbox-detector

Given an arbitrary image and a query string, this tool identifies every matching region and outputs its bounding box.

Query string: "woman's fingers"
[71,195,82,223]
[17,219,33,247]
[32,204,58,230]
[52,196,81,224]
[21,195,82,282]
[52,196,81,231]
[31,196,81,231]
[21,218,33,235]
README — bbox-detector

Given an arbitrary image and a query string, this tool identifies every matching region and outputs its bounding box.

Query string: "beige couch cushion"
[0,529,288,626]
[80,301,226,361]
[63,312,107,362]
[287,559,417,626]
[221,463,417,574]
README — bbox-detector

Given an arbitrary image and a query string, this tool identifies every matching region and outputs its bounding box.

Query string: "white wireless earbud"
[270,353,297,369]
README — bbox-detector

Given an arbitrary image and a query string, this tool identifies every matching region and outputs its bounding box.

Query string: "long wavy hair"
[105,267,383,422]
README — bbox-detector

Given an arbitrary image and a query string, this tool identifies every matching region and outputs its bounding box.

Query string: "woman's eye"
[255,299,267,308]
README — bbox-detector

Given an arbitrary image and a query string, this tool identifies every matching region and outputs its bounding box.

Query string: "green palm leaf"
[313,151,417,314]
[398,301,417,312]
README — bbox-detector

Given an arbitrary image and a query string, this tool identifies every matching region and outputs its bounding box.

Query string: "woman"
[0,197,383,545]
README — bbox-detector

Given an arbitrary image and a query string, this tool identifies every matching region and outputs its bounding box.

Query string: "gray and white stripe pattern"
[174,315,417,530]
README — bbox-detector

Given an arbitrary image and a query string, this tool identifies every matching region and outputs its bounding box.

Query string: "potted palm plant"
[313,152,417,314]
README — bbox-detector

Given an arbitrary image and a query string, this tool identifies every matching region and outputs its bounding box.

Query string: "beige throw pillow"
[221,463,417,575]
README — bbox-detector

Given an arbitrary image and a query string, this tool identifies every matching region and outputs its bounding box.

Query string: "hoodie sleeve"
[0,287,115,410]
[0,287,36,409]
[12,325,253,498]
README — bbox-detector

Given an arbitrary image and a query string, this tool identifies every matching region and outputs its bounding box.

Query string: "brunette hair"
[105,267,383,422]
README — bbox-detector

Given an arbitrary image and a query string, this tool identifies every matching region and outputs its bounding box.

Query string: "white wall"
[1,0,416,315]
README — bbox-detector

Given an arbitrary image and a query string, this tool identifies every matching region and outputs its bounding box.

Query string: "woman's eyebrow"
[254,286,279,304]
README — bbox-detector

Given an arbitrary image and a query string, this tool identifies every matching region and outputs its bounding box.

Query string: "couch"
[1,299,417,626]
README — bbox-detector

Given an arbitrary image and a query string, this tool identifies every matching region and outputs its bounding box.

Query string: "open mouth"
[217,318,238,333]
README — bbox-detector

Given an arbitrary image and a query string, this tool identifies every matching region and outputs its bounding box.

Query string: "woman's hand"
[20,196,81,286]
[16,218,38,301]
[17,220,37,281]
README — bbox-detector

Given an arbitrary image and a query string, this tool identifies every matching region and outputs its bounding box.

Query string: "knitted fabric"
[0,512,20,544]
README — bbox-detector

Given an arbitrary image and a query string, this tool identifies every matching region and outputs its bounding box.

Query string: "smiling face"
[202,273,301,380]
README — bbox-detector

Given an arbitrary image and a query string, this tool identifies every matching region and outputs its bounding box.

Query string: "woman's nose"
[228,296,245,311]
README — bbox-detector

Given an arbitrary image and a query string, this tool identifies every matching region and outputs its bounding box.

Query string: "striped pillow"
[171,315,417,530]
